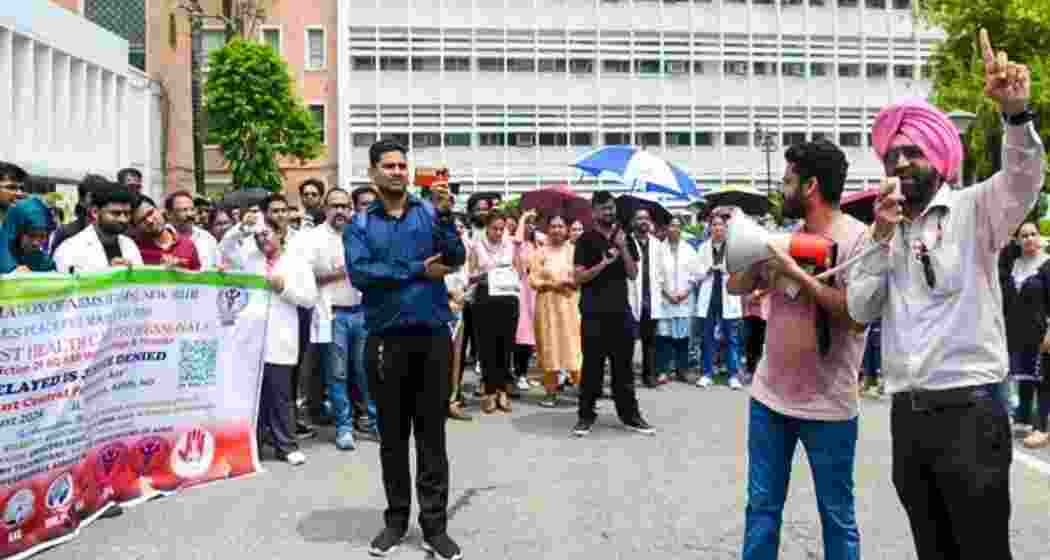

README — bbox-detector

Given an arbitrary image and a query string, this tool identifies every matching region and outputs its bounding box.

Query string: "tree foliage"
[203,39,323,192]
[916,0,1050,198]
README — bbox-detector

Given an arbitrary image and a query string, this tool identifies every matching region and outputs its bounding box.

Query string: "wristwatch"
[1003,106,1036,126]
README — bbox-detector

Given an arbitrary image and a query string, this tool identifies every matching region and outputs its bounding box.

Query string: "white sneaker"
[517,377,531,391]
[729,377,743,390]
[696,376,713,388]
[283,451,306,466]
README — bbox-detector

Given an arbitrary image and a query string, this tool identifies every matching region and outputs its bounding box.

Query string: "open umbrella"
[841,187,879,225]
[221,187,271,210]
[573,145,700,200]
[701,185,770,216]
[521,184,593,227]
[616,192,672,229]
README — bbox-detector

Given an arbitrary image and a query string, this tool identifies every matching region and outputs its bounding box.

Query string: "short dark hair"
[369,140,408,167]
[92,184,136,208]
[164,190,194,212]
[132,194,156,212]
[261,193,288,214]
[350,186,375,207]
[116,168,141,185]
[783,140,849,206]
[299,178,326,197]
[323,187,351,204]
[78,174,110,200]
[591,191,614,207]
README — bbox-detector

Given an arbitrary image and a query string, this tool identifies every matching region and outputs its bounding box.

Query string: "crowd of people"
[0,27,1041,560]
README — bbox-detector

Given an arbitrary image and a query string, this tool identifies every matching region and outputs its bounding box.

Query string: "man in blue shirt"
[345,140,465,560]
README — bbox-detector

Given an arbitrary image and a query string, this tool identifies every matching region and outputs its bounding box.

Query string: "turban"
[871,98,964,185]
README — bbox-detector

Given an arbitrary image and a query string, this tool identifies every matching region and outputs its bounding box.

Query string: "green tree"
[203,39,323,192]
[917,0,1050,198]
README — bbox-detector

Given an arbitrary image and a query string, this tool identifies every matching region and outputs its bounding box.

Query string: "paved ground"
[37,380,1050,560]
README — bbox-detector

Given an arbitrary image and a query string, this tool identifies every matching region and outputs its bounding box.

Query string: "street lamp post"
[755,122,778,197]
[947,110,977,188]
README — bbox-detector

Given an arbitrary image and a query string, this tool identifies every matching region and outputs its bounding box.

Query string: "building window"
[782,132,806,146]
[754,62,778,76]
[539,132,568,146]
[604,132,631,145]
[306,27,325,70]
[479,58,505,72]
[571,132,594,146]
[636,60,662,75]
[309,105,325,144]
[602,60,631,74]
[570,59,594,74]
[510,132,536,147]
[538,59,567,73]
[838,63,861,77]
[867,132,873,147]
[665,61,689,75]
[867,63,888,78]
[353,132,377,147]
[440,57,468,72]
[921,65,932,80]
[411,57,442,71]
[479,133,506,146]
[695,132,714,146]
[893,64,914,79]
[666,132,691,147]
[810,0,826,5]
[693,61,705,74]
[353,56,376,71]
[380,56,409,71]
[838,0,858,6]
[508,59,536,73]
[261,27,281,55]
[85,0,147,70]
[839,132,862,147]
[635,132,662,146]
[725,61,749,76]
[202,29,226,66]
[865,0,886,7]
[380,132,410,146]
[444,133,471,147]
[412,133,441,148]
[811,131,831,142]
[724,132,750,147]
[892,0,910,8]
[810,63,828,77]
[783,62,805,77]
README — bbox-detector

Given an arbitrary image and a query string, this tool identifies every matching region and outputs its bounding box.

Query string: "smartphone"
[414,167,449,189]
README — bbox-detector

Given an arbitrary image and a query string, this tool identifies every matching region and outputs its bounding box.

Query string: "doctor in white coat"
[653,216,700,381]
[694,211,744,389]
[626,209,665,388]
[54,184,143,273]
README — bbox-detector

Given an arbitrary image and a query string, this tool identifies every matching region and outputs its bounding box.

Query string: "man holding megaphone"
[847,30,1042,560]
[727,139,869,560]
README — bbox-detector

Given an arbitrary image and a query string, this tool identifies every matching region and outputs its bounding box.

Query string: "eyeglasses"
[883,145,926,168]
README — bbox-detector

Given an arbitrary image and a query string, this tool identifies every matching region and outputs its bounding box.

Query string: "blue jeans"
[327,308,377,435]
[701,316,741,377]
[744,399,860,560]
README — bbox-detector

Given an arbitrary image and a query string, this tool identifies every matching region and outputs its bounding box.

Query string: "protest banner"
[0,268,270,560]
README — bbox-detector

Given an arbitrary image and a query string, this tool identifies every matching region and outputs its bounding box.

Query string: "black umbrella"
[615,193,672,229]
[702,186,770,216]
[221,187,271,210]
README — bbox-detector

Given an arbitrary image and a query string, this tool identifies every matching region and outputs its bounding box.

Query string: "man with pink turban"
[848,30,1044,560]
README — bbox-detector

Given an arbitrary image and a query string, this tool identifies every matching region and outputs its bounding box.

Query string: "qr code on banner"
[178,339,219,388]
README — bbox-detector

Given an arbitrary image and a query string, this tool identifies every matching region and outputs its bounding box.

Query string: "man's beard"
[899,167,940,209]
[98,222,127,236]
[782,189,805,220]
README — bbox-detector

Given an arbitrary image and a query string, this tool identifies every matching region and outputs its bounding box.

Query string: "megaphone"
[725,215,837,274]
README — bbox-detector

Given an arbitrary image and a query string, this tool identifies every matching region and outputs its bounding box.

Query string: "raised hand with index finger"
[980,28,1030,115]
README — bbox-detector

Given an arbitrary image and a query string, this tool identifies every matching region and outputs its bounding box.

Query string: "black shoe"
[624,416,655,435]
[294,422,317,440]
[99,505,124,519]
[422,533,463,560]
[572,419,593,437]
[368,527,405,557]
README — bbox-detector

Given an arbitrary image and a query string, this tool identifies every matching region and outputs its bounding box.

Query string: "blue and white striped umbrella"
[573,145,700,200]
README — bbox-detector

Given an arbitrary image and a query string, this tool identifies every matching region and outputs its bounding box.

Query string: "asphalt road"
[36,381,1050,560]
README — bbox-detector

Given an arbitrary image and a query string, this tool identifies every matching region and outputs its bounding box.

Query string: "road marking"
[1014,447,1050,477]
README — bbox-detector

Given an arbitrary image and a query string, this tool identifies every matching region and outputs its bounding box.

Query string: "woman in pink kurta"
[528,213,582,407]
[512,212,538,390]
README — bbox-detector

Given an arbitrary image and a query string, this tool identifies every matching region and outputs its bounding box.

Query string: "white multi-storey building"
[337,0,941,204]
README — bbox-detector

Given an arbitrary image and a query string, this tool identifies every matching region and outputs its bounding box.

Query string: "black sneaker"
[422,533,463,560]
[294,422,317,440]
[624,416,655,435]
[368,527,405,557]
[572,419,593,437]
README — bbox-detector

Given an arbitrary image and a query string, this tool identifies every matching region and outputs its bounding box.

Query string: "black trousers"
[295,307,325,419]
[472,290,519,394]
[513,344,533,379]
[744,317,766,374]
[459,302,476,370]
[367,329,452,537]
[579,313,641,423]
[891,386,1013,560]
[259,363,298,455]
[639,314,658,384]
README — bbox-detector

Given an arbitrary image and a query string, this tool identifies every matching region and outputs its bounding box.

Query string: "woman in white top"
[694,212,744,389]
[468,210,520,414]
[653,217,700,381]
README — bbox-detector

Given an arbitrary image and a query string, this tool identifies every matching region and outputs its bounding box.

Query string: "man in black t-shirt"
[572,191,655,437]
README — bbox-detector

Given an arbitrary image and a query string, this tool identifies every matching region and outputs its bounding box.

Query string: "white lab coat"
[653,240,699,320]
[694,239,743,319]
[53,225,144,273]
[627,234,663,322]
[238,244,318,366]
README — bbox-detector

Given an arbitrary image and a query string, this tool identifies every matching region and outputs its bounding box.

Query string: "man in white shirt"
[54,184,144,273]
[296,187,378,451]
[848,30,1042,560]
[218,202,261,270]
[165,190,219,269]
